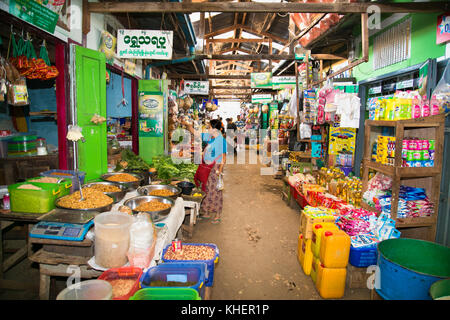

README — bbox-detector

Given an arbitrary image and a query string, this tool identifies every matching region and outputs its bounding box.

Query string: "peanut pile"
[164,245,215,261]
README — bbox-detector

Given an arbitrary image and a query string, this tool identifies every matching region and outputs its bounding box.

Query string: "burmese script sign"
[117,29,173,60]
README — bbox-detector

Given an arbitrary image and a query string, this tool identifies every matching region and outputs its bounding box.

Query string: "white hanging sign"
[184,81,209,95]
[117,29,173,60]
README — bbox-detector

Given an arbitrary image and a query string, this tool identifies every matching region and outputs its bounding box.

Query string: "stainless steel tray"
[123,195,174,222]
[100,172,144,190]
[137,184,181,200]
[82,181,128,203]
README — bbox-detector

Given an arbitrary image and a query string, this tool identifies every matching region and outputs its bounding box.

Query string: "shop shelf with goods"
[361,114,446,241]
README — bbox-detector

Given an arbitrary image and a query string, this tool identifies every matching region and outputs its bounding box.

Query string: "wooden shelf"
[29,111,57,116]
[361,114,445,241]
[360,201,435,228]
[396,216,436,228]
[365,114,445,128]
[363,159,440,178]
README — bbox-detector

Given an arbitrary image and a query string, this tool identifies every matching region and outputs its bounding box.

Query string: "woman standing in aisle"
[183,119,227,224]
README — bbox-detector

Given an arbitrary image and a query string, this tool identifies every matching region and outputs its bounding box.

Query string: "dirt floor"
[188,159,370,300]
[0,157,371,300]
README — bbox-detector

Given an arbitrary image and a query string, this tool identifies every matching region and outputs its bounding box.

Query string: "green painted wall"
[138,79,168,164]
[353,12,446,82]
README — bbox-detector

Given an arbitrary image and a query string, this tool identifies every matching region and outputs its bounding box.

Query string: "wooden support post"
[39,272,50,300]
[82,0,91,36]
[295,61,301,141]
[199,12,205,54]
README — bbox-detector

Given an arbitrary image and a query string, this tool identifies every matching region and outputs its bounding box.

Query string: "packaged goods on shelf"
[368,90,446,122]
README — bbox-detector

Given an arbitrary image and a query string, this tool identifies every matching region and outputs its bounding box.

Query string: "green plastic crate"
[8,182,61,214]
[26,177,73,198]
[129,288,201,300]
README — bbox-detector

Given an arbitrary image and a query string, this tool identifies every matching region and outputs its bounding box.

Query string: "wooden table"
[0,209,53,280]
[181,201,200,239]
[28,235,103,300]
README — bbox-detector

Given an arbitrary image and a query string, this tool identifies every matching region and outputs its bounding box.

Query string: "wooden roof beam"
[88,2,449,14]
[206,38,273,44]
[237,25,288,45]
[204,25,238,38]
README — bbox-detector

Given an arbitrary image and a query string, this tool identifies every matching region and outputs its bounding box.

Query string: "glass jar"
[36,138,48,156]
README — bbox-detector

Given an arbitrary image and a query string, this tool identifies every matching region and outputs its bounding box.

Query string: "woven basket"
[181,188,206,203]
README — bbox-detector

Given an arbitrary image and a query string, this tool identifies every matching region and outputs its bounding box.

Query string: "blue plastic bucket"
[376,238,450,300]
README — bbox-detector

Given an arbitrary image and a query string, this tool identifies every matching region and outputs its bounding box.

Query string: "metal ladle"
[76,171,85,201]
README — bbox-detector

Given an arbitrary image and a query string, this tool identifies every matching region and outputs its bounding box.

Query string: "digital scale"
[30,209,98,241]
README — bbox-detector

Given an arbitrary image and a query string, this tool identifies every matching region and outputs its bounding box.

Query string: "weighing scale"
[29,209,98,241]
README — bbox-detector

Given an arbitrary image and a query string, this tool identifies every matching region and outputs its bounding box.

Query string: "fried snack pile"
[106,173,139,182]
[57,187,113,209]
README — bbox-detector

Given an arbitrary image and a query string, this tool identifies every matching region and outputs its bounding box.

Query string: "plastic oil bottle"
[310,256,320,284]
[319,230,351,268]
[316,262,347,299]
[311,222,339,258]
[298,234,313,275]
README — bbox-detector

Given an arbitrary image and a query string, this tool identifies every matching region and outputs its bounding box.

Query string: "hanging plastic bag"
[127,213,154,268]
[217,173,224,191]
[431,60,450,113]
[7,76,29,106]
[299,122,312,139]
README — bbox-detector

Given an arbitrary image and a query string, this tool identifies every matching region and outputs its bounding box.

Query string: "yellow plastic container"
[311,222,338,258]
[310,256,320,284]
[316,262,346,299]
[298,234,313,275]
[299,210,335,239]
[319,229,351,268]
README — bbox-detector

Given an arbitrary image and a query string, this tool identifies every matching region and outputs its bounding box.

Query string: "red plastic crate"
[98,267,143,300]
[290,185,310,208]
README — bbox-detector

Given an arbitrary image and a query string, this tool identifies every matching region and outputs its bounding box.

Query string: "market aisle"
[189,157,370,300]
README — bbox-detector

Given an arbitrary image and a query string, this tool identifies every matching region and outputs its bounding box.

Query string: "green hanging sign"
[9,0,60,34]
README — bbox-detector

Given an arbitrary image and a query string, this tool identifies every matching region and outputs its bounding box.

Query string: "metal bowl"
[82,182,128,204]
[123,195,174,222]
[137,184,181,200]
[54,195,114,213]
[100,172,144,190]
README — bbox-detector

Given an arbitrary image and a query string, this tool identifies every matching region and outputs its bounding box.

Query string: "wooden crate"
[299,210,335,239]
[346,264,372,290]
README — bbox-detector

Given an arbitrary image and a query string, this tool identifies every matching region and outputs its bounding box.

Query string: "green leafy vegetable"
[152,155,198,182]
[114,149,150,172]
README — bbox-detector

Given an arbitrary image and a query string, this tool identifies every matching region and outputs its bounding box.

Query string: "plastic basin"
[56,280,112,300]
[429,279,450,300]
[177,181,195,195]
[130,288,201,300]
[376,238,450,300]
[139,262,207,299]
[161,243,219,287]
[98,267,143,300]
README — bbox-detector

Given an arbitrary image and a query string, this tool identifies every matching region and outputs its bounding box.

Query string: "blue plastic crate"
[139,262,207,299]
[40,169,86,193]
[349,244,378,268]
[161,243,219,287]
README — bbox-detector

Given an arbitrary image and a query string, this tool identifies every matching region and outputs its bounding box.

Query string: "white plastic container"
[56,280,113,300]
[94,211,133,269]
